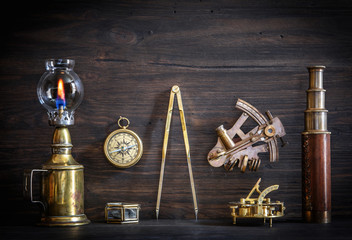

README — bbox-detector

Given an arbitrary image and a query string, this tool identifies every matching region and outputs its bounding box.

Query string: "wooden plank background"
[1,0,351,224]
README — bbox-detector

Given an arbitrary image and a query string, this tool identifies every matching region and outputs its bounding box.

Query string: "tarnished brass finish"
[105,203,140,224]
[27,59,89,226]
[303,66,330,135]
[304,111,328,134]
[302,66,331,224]
[24,127,90,226]
[216,125,236,149]
[156,85,198,220]
[229,178,285,227]
[104,116,143,168]
[208,99,286,172]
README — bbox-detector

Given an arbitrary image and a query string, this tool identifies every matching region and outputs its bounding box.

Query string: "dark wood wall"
[1,0,351,224]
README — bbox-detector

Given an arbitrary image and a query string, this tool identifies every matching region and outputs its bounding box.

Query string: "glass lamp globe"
[37,59,84,126]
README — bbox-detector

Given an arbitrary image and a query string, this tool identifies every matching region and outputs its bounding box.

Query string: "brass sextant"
[208,98,286,172]
[229,178,285,227]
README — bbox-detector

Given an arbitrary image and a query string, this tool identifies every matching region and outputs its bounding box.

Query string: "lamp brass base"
[39,214,90,227]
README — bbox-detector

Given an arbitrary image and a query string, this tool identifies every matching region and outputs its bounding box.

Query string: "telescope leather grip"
[302,133,331,223]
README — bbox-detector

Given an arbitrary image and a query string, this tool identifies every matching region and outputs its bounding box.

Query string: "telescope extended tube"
[302,66,331,223]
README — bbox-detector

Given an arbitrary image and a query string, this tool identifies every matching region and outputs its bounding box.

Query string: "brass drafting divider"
[156,85,198,220]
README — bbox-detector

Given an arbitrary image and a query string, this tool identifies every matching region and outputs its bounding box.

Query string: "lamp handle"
[24,169,48,210]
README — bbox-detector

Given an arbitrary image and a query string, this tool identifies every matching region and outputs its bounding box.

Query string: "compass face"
[104,129,143,168]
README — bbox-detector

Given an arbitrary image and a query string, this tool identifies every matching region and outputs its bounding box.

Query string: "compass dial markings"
[106,132,139,164]
[104,123,143,168]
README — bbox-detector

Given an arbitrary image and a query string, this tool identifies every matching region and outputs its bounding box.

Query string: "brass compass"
[104,117,143,168]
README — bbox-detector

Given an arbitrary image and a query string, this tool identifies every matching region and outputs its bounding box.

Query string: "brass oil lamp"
[24,59,90,226]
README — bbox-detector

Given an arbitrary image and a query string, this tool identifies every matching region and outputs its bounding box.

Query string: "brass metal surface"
[24,126,90,226]
[303,66,331,135]
[304,111,328,133]
[229,178,285,227]
[156,85,198,220]
[307,66,325,89]
[39,214,90,227]
[216,125,236,149]
[302,66,331,224]
[105,202,140,224]
[104,117,143,168]
[208,99,286,172]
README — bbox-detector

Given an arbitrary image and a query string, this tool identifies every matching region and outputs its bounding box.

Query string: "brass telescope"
[302,66,331,223]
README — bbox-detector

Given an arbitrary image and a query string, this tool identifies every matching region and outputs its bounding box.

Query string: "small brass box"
[105,203,140,224]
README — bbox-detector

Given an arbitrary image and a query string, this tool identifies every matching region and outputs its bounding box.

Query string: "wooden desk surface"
[2,218,351,240]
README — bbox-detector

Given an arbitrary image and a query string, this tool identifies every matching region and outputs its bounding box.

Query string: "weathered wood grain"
[0,0,351,224]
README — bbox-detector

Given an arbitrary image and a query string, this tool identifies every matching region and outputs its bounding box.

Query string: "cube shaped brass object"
[105,203,140,224]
